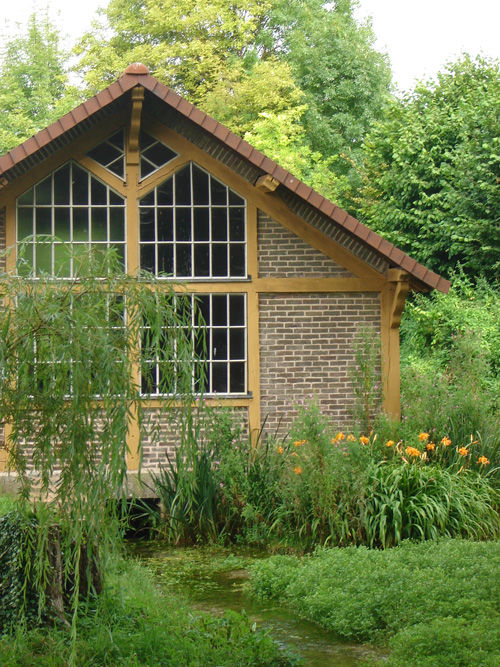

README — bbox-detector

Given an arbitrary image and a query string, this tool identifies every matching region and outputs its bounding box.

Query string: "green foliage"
[0,557,297,665]
[249,539,500,665]
[0,13,80,154]
[349,327,382,432]
[364,463,499,548]
[0,510,39,634]
[0,247,197,633]
[357,55,500,281]
[148,408,287,545]
[260,0,391,199]
[73,0,391,203]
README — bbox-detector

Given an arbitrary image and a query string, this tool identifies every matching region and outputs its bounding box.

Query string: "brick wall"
[258,212,353,278]
[259,292,380,434]
[140,406,249,469]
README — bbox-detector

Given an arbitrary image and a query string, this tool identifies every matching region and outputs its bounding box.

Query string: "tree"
[0,247,198,636]
[74,0,392,205]
[356,55,500,282]
[0,13,79,154]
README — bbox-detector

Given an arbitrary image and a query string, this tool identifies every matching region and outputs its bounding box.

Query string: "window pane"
[110,208,125,241]
[210,176,226,205]
[229,207,245,241]
[18,208,33,240]
[140,207,155,241]
[54,165,70,205]
[194,244,209,276]
[18,189,34,206]
[73,208,89,242]
[35,176,51,205]
[35,244,51,274]
[229,244,245,277]
[192,165,209,204]
[212,244,228,276]
[193,207,209,240]
[212,363,227,393]
[36,208,51,235]
[176,244,191,276]
[229,190,244,206]
[158,244,173,274]
[91,207,107,241]
[212,208,227,241]
[54,208,70,240]
[212,295,227,326]
[91,178,107,205]
[175,165,191,205]
[54,244,71,277]
[141,245,155,273]
[229,295,245,325]
[230,362,245,393]
[212,329,228,360]
[72,166,88,205]
[157,208,173,241]
[157,179,172,205]
[175,208,191,241]
[230,329,245,359]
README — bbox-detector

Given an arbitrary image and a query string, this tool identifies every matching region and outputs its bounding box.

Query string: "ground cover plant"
[248,539,500,666]
[0,554,297,666]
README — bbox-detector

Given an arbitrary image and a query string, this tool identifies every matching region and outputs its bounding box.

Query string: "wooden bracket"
[387,269,410,329]
[255,174,279,192]
[127,86,144,166]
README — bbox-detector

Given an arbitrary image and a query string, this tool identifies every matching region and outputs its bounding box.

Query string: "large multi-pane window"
[139,162,246,278]
[16,162,126,277]
[141,293,247,396]
[16,147,248,396]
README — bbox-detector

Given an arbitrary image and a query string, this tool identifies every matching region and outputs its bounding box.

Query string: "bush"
[364,462,499,547]
[0,510,39,634]
[248,539,500,665]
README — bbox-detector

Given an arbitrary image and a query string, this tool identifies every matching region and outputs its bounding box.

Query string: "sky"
[1,0,499,92]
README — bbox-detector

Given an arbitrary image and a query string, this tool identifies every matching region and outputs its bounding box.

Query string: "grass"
[248,538,500,666]
[0,555,298,666]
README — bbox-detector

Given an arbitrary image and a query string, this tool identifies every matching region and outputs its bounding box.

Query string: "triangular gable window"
[87,130,125,179]
[139,131,177,179]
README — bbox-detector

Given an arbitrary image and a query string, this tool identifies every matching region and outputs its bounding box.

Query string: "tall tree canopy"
[357,55,500,282]
[74,0,392,203]
[0,13,79,154]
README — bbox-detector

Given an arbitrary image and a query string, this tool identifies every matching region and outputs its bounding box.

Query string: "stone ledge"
[0,470,162,500]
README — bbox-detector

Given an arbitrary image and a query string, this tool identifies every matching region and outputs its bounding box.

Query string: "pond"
[129,542,387,666]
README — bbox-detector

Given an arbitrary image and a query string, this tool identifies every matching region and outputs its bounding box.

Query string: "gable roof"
[0,63,450,293]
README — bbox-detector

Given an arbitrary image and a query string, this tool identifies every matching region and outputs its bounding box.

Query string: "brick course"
[258,212,353,278]
[259,292,380,434]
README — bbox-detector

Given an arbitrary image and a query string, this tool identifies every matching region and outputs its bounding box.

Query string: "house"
[0,63,450,474]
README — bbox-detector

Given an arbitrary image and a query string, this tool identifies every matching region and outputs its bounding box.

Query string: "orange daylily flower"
[335,432,345,441]
[405,446,421,458]
[385,440,395,448]
[426,442,436,451]
[418,432,430,442]
[359,436,369,445]
[478,456,490,465]
[346,434,356,442]
[441,437,452,447]
[294,440,306,447]
[293,466,303,475]
[277,446,284,454]
[458,447,469,457]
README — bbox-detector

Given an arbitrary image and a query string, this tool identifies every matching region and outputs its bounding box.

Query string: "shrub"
[364,463,499,547]
[248,538,500,665]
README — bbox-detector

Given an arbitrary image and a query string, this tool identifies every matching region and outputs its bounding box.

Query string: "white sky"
[1,0,499,92]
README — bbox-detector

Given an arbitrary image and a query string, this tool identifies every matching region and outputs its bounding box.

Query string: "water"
[129,543,387,666]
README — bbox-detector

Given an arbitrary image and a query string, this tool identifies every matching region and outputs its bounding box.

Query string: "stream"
[129,542,387,666]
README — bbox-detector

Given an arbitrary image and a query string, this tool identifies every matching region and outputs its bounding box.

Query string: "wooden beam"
[255,174,279,192]
[127,86,144,167]
[388,270,410,329]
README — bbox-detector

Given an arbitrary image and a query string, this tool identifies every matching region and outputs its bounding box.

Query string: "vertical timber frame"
[380,269,410,420]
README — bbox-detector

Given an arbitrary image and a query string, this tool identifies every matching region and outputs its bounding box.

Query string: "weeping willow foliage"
[0,246,201,638]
